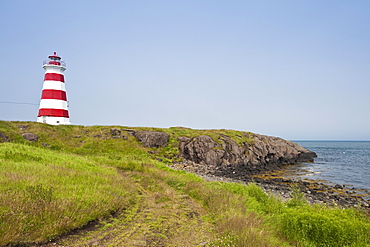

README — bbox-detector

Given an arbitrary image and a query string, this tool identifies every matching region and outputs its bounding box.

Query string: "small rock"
[18,125,29,130]
[110,128,121,136]
[334,184,343,189]
[0,132,9,142]
[122,129,136,135]
[22,133,38,142]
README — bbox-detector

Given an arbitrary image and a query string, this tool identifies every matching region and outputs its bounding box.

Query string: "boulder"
[0,132,9,142]
[134,131,170,148]
[22,133,39,142]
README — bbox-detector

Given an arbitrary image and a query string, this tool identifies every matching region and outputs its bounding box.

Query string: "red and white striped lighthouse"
[37,52,71,125]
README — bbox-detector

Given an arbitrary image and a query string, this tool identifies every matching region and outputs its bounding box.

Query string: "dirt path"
[37,173,215,247]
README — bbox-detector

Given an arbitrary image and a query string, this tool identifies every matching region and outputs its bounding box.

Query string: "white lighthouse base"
[37,116,71,125]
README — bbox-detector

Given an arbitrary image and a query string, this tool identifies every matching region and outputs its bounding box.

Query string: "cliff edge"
[133,129,316,177]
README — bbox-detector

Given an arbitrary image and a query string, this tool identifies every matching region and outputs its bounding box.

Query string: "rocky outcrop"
[134,131,170,148]
[132,129,315,176]
[177,133,316,176]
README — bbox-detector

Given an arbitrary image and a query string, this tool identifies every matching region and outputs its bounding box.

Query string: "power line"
[0,101,39,106]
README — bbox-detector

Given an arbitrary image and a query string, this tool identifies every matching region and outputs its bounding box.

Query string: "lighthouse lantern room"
[37,52,71,125]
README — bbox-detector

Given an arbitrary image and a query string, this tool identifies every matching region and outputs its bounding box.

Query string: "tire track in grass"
[39,172,215,247]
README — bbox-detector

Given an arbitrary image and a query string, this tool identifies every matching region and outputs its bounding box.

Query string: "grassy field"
[0,121,369,246]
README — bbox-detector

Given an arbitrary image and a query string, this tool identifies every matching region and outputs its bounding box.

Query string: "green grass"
[0,142,138,245]
[0,121,369,246]
[278,205,369,247]
[207,182,370,246]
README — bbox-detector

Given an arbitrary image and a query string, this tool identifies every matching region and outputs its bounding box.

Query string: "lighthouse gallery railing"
[43,60,66,67]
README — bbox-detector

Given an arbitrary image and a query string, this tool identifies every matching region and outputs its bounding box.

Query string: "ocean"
[284,141,370,198]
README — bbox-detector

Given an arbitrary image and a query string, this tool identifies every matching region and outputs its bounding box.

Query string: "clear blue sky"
[1,1,369,140]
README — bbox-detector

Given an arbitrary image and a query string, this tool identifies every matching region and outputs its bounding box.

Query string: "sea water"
[285,141,370,197]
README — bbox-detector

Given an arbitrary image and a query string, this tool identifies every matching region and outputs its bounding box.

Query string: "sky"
[1,1,369,140]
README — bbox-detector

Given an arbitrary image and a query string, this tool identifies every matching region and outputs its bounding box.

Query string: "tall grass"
[0,143,138,245]
[204,182,370,246]
[279,204,370,247]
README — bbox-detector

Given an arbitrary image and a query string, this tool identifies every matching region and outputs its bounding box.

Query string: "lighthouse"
[37,52,71,125]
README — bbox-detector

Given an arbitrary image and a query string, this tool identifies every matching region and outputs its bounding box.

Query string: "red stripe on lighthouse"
[44,73,65,82]
[38,109,69,118]
[41,90,67,100]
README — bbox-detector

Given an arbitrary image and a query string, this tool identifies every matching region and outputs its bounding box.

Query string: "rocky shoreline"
[169,161,370,210]
[132,130,369,210]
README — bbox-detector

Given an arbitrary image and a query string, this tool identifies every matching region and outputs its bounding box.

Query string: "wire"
[0,101,39,106]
